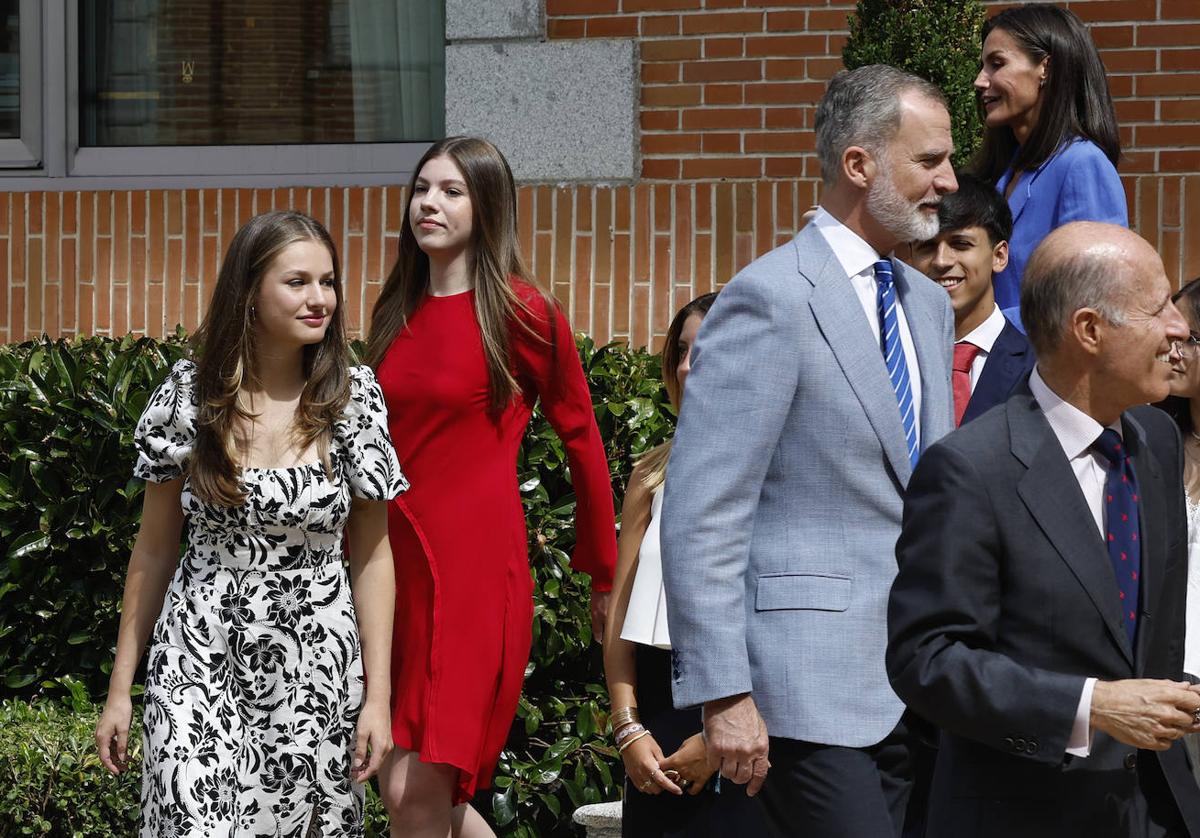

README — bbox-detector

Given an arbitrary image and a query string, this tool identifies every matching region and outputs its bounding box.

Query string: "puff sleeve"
[336,365,409,501]
[133,359,198,483]
[512,284,617,591]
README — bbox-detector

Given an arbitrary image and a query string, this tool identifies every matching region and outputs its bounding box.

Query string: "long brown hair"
[638,292,719,490]
[973,4,1120,185]
[365,136,554,415]
[189,211,351,506]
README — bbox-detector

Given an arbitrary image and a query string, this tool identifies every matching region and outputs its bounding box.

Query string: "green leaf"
[6,532,49,560]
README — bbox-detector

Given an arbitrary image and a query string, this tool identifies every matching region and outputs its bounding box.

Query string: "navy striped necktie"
[874,259,919,469]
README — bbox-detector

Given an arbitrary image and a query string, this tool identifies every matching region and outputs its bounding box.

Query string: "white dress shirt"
[1029,366,1125,757]
[811,207,923,440]
[958,304,1007,391]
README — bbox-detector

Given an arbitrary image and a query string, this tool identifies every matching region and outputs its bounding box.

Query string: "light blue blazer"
[994,137,1127,313]
[660,224,954,747]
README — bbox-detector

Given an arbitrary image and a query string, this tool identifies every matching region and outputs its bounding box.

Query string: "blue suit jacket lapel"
[963,322,1034,424]
[798,233,914,486]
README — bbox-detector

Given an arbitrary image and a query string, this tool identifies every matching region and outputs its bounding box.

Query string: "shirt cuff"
[1065,678,1097,757]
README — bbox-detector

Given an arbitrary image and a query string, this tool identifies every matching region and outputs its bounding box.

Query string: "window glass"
[79,0,444,147]
[0,0,18,139]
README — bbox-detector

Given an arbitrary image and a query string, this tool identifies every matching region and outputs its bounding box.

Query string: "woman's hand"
[95,692,133,775]
[621,732,682,796]
[659,733,717,796]
[351,697,394,783]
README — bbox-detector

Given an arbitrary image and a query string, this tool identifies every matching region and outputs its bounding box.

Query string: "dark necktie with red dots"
[1093,428,1140,650]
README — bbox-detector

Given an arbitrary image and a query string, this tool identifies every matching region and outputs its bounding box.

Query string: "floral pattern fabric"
[133,360,407,837]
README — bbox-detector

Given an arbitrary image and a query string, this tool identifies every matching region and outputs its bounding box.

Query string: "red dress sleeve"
[512,283,617,591]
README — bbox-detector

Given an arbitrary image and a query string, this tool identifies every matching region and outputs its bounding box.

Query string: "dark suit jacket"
[961,321,1036,425]
[887,391,1200,838]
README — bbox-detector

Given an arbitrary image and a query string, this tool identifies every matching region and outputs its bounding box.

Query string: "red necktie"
[953,342,981,427]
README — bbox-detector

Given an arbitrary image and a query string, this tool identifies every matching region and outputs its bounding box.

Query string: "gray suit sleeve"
[661,273,802,708]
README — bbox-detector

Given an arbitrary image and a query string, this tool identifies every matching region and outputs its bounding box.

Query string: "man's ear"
[842,145,875,190]
[1071,307,1104,356]
[992,240,1010,275]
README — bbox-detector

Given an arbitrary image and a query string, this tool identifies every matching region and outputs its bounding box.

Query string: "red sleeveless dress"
[376,282,616,804]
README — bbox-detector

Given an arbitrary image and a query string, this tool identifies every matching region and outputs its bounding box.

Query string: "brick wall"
[3,0,1200,348]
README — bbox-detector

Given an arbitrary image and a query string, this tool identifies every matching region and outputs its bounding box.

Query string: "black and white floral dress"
[133,359,408,838]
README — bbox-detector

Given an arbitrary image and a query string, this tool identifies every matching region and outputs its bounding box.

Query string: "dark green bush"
[843,0,987,169]
[0,333,674,835]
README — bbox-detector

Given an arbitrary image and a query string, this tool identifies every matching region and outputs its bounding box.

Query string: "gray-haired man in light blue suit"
[660,65,958,837]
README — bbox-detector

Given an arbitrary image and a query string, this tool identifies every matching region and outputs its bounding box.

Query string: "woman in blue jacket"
[974,4,1124,322]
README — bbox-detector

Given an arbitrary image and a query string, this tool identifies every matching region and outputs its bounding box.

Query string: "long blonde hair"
[638,292,719,490]
[190,211,350,506]
[365,136,555,415]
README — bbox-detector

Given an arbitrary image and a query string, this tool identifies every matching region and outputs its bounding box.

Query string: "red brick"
[79,194,93,284]
[806,9,849,30]
[1121,150,1155,174]
[642,62,681,84]
[704,83,744,104]
[1108,74,1133,97]
[634,185,651,280]
[705,36,744,58]
[641,110,681,130]
[113,192,129,283]
[765,106,805,128]
[1137,72,1200,96]
[27,191,41,235]
[641,14,680,36]
[1161,150,1200,172]
[547,0,617,13]
[1164,177,1183,228]
[681,11,763,35]
[745,34,825,57]
[62,238,76,332]
[166,191,181,235]
[643,84,703,106]
[703,132,742,154]
[827,34,847,53]
[765,11,806,30]
[1066,0,1157,22]
[681,106,762,129]
[1136,123,1200,147]
[632,283,650,347]
[548,18,586,38]
[1137,23,1200,47]
[644,132,703,153]
[622,0,699,10]
[681,157,762,179]
[745,81,825,104]
[1115,99,1157,123]
[705,0,743,8]
[642,158,681,179]
[0,191,8,233]
[1118,124,1134,149]
[97,191,113,236]
[1162,49,1200,71]
[1162,0,1199,17]
[586,16,639,36]
[764,58,807,79]
[1162,100,1200,121]
[654,184,672,232]
[674,184,693,280]
[1101,48,1158,72]
[643,39,702,61]
[682,59,763,82]
[695,183,712,229]
[744,130,815,153]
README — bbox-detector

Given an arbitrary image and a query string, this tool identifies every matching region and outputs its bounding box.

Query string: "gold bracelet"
[618,729,652,753]
[610,706,641,729]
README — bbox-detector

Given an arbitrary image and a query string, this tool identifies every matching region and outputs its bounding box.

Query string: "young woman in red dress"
[365,136,617,836]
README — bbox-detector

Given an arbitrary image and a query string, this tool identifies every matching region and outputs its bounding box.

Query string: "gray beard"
[866,173,940,244]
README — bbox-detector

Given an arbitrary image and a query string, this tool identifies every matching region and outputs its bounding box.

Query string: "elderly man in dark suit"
[887,221,1200,837]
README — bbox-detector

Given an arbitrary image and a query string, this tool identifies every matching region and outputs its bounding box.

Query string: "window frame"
[0,0,43,168]
[1,0,437,189]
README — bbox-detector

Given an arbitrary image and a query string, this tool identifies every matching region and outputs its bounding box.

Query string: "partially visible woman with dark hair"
[367,136,616,837]
[973,3,1125,320]
[95,211,408,835]
[603,291,769,837]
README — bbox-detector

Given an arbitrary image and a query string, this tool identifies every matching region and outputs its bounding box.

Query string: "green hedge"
[0,333,675,836]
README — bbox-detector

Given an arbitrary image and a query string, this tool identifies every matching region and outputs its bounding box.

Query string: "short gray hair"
[814,65,947,186]
[1020,241,1130,356]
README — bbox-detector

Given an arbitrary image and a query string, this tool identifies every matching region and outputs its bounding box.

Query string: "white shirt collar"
[959,305,1007,354]
[811,206,886,279]
[1028,365,1121,460]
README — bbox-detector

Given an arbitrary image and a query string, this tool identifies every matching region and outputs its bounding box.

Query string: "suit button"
[1015,737,1027,751]
[1003,737,1014,749]
[1124,753,1137,770]
[1027,740,1038,754]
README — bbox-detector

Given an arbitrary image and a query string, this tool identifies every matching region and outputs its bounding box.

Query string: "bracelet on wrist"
[618,729,652,754]
[614,722,645,745]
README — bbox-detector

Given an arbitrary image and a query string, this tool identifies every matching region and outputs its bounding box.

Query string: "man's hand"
[702,693,770,796]
[589,589,611,644]
[1091,679,1200,750]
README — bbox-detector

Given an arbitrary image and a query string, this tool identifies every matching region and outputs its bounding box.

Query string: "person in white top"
[905,172,1035,427]
[603,292,768,837]
[1158,275,1200,782]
